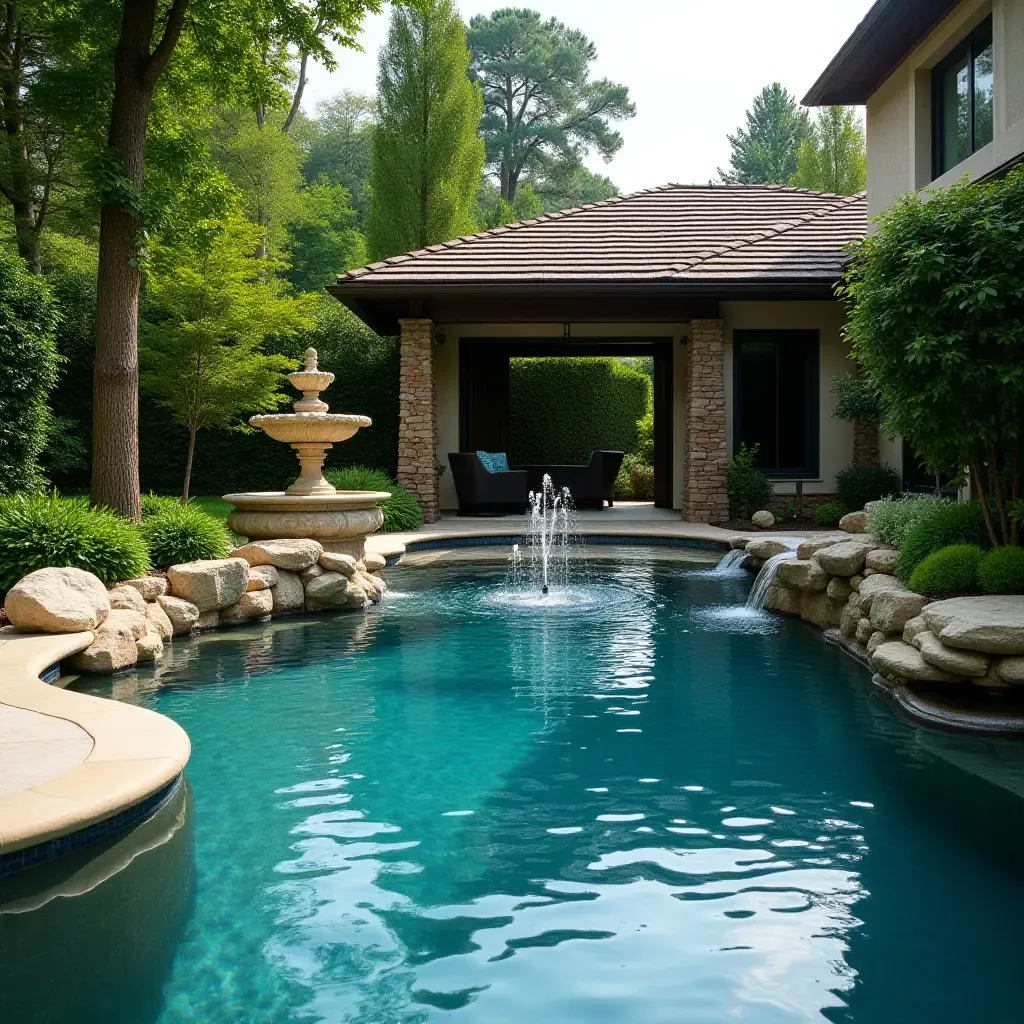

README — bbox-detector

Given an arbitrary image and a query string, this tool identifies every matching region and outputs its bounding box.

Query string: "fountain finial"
[288,348,335,415]
[304,347,318,371]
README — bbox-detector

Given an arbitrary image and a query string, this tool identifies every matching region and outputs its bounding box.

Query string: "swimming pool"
[3,555,1024,1022]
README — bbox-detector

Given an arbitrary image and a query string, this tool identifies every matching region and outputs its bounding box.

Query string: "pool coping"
[0,630,191,864]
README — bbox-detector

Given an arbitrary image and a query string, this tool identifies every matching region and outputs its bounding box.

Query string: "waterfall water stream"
[745,550,799,610]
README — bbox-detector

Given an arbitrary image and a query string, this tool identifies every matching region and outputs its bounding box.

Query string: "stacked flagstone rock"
[2,539,388,675]
[748,517,1024,689]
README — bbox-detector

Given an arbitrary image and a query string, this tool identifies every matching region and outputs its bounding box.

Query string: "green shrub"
[140,493,182,518]
[0,247,60,493]
[634,410,654,464]
[140,502,233,567]
[626,461,654,501]
[814,502,844,527]
[896,501,991,582]
[834,463,900,513]
[509,357,650,464]
[908,545,984,597]
[726,444,773,519]
[0,493,149,590]
[868,495,943,548]
[977,546,1024,595]
[325,465,423,533]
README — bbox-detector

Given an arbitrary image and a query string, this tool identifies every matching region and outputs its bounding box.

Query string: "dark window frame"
[732,329,820,480]
[932,15,994,178]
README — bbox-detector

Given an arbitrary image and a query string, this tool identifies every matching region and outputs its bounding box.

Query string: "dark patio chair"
[448,453,529,516]
[516,451,625,510]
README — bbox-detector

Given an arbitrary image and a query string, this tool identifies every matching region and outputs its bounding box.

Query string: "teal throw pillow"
[476,451,509,473]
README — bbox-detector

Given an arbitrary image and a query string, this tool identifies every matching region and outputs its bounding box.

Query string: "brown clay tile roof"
[333,184,867,290]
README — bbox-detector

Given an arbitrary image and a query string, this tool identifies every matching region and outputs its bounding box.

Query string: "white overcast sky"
[303,0,875,194]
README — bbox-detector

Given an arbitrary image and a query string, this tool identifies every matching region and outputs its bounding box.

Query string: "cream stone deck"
[0,629,190,858]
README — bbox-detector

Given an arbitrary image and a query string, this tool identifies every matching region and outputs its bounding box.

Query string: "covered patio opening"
[458,337,674,509]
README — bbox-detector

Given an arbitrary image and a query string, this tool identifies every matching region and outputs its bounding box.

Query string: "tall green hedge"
[509,358,650,464]
[0,246,60,492]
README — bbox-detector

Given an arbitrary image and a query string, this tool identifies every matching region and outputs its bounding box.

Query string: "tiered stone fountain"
[223,349,390,560]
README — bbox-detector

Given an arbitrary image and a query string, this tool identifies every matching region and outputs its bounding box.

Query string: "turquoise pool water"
[4,556,1024,1023]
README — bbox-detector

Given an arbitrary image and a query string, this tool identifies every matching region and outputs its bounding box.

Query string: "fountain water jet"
[529,475,574,595]
[222,349,390,559]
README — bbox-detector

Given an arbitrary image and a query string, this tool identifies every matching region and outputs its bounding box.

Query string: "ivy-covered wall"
[509,357,651,465]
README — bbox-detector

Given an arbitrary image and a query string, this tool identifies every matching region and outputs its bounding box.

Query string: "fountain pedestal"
[223,348,390,560]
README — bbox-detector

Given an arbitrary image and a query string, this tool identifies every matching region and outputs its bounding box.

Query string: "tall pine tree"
[367,0,483,261]
[719,83,809,185]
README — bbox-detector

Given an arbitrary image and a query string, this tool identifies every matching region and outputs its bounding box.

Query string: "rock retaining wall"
[743,527,1024,691]
[3,539,390,675]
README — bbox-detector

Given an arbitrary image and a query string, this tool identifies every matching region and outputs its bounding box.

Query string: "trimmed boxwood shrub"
[0,493,149,590]
[325,466,422,533]
[908,544,984,597]
[896,501,991,582]
[834,463,900,513]
[727,444,773,519]
[140,502,233,567]
[0,246,60,493]
[814,502,844,527]
[868,495,943,548]
[509,357,650,465]
[977,546,1024,595]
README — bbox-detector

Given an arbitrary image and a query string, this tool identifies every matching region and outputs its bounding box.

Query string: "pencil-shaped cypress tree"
[367,0,484,261]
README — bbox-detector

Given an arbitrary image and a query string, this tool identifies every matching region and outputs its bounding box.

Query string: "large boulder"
[856,573,908,615]
[246,565,278,592]
[145,600,174,641]
[271,570,305,614]
[123,575,168,600]
[344,581,369,609]
[801,591,843,629]
[827,576,853,603]
[922,596,1024,655]
[305,571,351,605]
[840,600,860,639]
[869,589,927,635]
[997,657,1024,685]
[300,563,325,585]
[156,594,200,635]
[108,584,148,615]
[764,584,801,615]
[751,510,775,529]
[135,630,164,664]
[730,536,752,550]
[776,559,829,592]
[796,534,847,560]
[233,539,322,571]
[67,613,139,673]
[105,608,148,641]
[815,540,872,577]
[5,567,110,634]
[871,640,963,683]
[916,631,990,678]
[167,557,248,612]
[318,551,358,576]
[362,553,387,574]
[865,548,899,575]
[839,510,868,534]
[219,589,274,623]
[746,538,789,560]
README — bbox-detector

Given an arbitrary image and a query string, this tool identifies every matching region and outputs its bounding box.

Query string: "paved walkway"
[0,703,93,799]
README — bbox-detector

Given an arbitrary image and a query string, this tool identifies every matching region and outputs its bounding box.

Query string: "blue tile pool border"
[0,773,183,878]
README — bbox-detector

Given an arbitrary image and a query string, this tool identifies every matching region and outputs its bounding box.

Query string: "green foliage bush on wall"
[509,358,650,465]
[977,546,1024,595]
[814,502,844,527]
[0,247,60,493]
[834,463,900,513]
[896,501,991,582]
[726,443,773,519]
[908,544,984,597]
[867,495,943,549]
[0,494,149,590]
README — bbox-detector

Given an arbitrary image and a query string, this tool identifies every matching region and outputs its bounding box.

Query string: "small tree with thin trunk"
[838,166,1024,547]
[139,213,312,501]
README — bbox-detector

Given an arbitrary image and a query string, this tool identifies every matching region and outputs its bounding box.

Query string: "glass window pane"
[737,341,777,470]
[973,40,994,150]
[940,54,971,172]
[776,339,810,471]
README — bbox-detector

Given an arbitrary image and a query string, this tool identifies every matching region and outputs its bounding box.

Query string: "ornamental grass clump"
[0,493,149,590]
[977,546,1024,595]
[907,544,984,597]
[325,466,423,533]
[868,495,944,549]
[140,501,232,567]
[895,501,991,583]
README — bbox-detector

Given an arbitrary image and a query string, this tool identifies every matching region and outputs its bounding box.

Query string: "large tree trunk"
[91,0,187,519]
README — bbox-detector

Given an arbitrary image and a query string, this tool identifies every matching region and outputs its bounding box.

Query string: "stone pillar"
[682,319,729,525]
[396,318,439,523]
[852,416,880,467]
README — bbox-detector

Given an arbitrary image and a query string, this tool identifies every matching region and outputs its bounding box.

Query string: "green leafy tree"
[792,106,865,195]
[0,245,59,492]
[838,166,1024,547]
[475,177,541,228]
[529,156,618,212]
[297,90,375,226]
[719,83,809,185]
[286,177,366,290]
[366,0,484,260]
[140,213,313,500]
[468,8,634,204]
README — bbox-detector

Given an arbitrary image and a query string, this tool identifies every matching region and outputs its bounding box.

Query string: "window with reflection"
[933,16,994,177]
[733,330,819,478]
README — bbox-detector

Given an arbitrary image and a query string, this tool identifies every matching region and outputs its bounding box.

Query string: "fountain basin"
[223,490,391,559]
[248,413,370,445]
